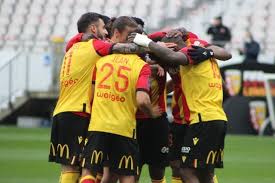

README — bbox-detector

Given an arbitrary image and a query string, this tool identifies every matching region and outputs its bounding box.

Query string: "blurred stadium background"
[1,0,275,182]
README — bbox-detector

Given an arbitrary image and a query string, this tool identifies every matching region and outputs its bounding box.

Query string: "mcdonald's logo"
[220,149,224,161]
[118,155,134,170]
[57,144,70,159]
[206,150,217,164]
[91,150,103,164]
[50,143,56,156]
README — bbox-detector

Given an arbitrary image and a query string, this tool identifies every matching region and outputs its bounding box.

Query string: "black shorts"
[48,112,90,166]
[82,131,139,176]
[168,122,188,162]
[136,113,169,168]
[180,120,227,170]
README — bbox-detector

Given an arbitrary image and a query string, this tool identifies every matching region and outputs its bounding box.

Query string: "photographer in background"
[207,16,231,48]
[239,31,261,64]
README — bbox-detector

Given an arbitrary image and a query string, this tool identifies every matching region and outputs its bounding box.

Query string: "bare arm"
[207,45,232,61]
[136,91,161,118]
[148,42,189,66]
[112,43,148,54]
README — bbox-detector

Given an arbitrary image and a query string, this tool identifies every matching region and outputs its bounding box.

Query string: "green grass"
[0,127,275,183]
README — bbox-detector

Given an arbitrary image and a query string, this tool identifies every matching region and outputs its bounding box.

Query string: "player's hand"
[133,33,153,47]
[127,32,137,43]
[157,42,177,49]
[187,45,214,64]
[156,64,165,77]
[151,105,162,119]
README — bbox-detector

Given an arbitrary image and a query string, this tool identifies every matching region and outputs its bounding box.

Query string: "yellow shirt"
[53,39,101,116]
[179,43,227,124]
[89,54,147,138]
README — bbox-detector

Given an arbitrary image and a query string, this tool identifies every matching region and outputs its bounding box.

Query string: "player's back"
[90,54,146,138]
[53,39,101,116]
[179,39,227,124]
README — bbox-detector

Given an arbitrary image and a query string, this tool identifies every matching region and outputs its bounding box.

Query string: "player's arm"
[136,64,161,118]
[133,33,190,66]
[150,64,165,77]
[187,45,232,61]
[112,43,148,54]
[92,39,148,56]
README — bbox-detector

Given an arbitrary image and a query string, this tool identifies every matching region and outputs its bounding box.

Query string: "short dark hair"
[100,14,110,25]
[77,12,102,33]
[111,16,138,34]
[105,17,117,38]
[131,17,145,28]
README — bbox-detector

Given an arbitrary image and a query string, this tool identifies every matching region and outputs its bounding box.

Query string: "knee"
[61,165,79,172]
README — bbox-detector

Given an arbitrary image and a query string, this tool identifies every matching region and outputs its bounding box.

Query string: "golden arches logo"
[118,155,134,170]
[50,143,56,156]
[206,150,217,164]
[91,150,103,164]
[57,144,70,159]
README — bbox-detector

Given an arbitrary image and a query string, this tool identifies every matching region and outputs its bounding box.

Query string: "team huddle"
[49,12,232,183]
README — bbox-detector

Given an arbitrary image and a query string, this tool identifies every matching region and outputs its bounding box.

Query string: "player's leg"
[148,115,169,183]
[197,168,214,183]
[135,118,149,182]
[79,132,110,183]
[179,120,227,183]
[119,175,136,183]
[170,160,182,183]
[49,112,89,183]
[169,123,188,183]
[109,134,139,183]
[79,168,96,183]
[149,165,166,183]
[101,167,118,183]
[180,168,199,183]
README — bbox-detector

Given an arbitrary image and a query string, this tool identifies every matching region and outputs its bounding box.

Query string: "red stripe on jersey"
[181,87,191,123]
[157,74,167,113]
[171,73,185,124]
[171,71,190,123]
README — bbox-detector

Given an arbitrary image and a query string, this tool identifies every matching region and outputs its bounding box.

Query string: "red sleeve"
[189,38,210,47]
[188,32,199,39]
[179,47,193,64]
[92,67,97,84]
[92,39,113,56]
[66,33,83,52]
[136,64,151,93]
[148,31,167,42]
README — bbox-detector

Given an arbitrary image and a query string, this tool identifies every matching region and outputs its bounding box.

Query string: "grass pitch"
[0,127,275,183]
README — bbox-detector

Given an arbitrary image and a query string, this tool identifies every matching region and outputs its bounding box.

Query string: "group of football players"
[49,12,232,183]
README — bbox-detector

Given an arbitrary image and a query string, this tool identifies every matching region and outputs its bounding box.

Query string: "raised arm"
[207,45,232,61]
[132,33,189,66]
[112,43,148,54]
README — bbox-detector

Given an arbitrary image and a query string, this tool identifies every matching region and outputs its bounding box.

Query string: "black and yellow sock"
[59,171,80,183]
[213,175,218,183]
[171,176,182,183]
[79,175,96,183]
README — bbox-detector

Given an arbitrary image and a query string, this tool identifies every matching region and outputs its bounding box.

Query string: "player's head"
[132,17,145,29]
[77,12,108,39]
[161,36,186,51]
[111,16,138,43]
[213,16,222,26]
